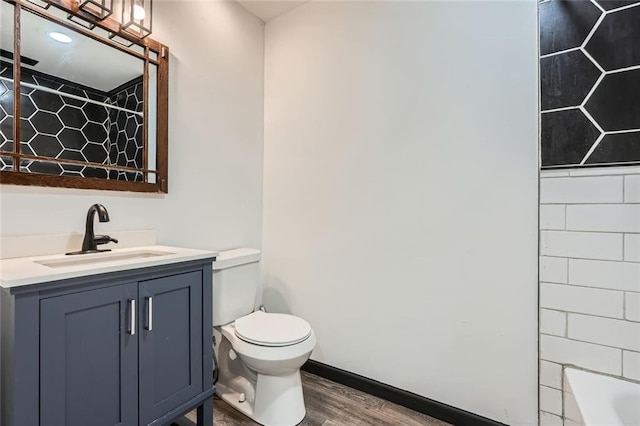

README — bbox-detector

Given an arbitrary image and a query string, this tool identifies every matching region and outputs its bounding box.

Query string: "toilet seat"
[234,311,312,347]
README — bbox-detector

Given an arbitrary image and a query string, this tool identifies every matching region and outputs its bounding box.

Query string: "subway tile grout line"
[540,255,638,263]
[540,281,639,295]
[539,305,633,322]
[539,410,561,419]
[552,312,640,328]
[541,172,640,179]
[542,230,638,234]
[540,202,640,206]
[543,202,639,206]
[540,384,560,391]
[565,252,570,286]
[540,333,631,353]
[541,166,640,174]
[540,229,640,235]
[538,358,640,387]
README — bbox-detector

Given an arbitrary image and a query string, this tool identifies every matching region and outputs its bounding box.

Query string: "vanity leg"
[196,398,213,426]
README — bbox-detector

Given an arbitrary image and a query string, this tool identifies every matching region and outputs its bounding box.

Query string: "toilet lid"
[234,311,312,347]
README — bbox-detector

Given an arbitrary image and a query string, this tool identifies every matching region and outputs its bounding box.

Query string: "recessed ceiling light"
[49,32,72,43]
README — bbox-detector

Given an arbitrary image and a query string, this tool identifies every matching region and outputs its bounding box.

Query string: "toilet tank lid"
[212,248,261,270]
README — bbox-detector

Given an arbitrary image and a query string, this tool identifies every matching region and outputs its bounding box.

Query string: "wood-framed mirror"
[0,0,168,193]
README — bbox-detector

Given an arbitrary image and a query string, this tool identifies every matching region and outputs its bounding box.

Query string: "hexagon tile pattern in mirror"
[0,63,144,179]
[0,64,14,170]
[540,0,640,168]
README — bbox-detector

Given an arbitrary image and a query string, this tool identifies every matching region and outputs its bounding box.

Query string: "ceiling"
[1,1,143,93]
[0,0,307,93]
[235,0,307,22]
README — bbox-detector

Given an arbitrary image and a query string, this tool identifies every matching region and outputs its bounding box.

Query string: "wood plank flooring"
[187,371,451,426]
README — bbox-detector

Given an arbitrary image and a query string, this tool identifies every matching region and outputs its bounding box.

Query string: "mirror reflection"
[0,1,14,170]
[0,4,157,182]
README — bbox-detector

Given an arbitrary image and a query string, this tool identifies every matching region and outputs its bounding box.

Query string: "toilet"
[212,248,317,426]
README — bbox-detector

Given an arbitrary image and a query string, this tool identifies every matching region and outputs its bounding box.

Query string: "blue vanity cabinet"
[40,282,139,426]
[0,258,214,426]
[138,271,203,425]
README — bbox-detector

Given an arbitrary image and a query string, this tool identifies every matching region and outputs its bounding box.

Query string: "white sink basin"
[35,250,175,268]
[1,245,217,289]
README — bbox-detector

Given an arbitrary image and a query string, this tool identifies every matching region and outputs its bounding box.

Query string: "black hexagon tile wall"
[0,62,143,181]
[540,0,640,168]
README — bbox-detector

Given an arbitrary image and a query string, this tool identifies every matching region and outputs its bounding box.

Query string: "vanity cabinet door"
[138,271,203,425]
[40,282,139,426]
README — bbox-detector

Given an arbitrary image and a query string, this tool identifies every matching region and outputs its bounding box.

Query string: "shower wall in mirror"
[540,0,640,169]
[0,62,144,180]
[0,0,168,193]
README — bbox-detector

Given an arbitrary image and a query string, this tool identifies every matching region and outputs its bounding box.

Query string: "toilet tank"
[212,248,261,326]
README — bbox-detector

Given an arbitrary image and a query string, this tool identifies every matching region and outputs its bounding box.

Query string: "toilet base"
[217,371,306,426]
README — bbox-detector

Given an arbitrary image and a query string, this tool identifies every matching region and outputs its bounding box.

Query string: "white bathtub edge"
[563,368,640,426]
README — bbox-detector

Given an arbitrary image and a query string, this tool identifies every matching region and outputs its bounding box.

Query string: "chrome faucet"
[66,204,118,255]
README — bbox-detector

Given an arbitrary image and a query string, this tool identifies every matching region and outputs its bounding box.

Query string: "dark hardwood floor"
[187,371,451,425]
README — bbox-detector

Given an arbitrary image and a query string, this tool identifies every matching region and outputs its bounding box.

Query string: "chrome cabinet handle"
[129,299,136,335]
[146,296,153,331]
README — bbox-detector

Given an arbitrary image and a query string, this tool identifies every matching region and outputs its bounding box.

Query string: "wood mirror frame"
[1,0,169,193]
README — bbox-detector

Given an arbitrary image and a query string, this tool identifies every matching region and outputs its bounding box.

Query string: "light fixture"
[108,32,134,48]
[48,31,72,43]
[67,13,96,30]
[24,0,51,10]
[78,0,113,20]
[121,0,152,38]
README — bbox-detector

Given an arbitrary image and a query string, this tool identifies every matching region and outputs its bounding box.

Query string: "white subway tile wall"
[540,231,623,260]
[625,175,640,203]
[540,308,567,336]
[540,205,566,230]
[540,176,623,204]
[569,259,640,292]
[540,360,562,389]
[623,351,640,381]
[569,166,640,177]
[540,335,622,375]
[540,256,568,283]
[566,205,640,233]
[626,292,640,322]
[539,386,562,416]
[540,283,623,318]
[626,234,640,262]
[567,314,640,351]
[540,170,640,425]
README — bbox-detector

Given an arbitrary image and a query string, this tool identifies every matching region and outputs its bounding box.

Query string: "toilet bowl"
[213,249,317,426]
[216,311,317,426]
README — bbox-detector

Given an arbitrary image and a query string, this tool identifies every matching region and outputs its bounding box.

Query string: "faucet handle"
[95,235,119,246]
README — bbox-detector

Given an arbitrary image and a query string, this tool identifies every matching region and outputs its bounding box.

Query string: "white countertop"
[0,245,218,289]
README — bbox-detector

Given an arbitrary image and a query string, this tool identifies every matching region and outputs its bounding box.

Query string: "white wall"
[262,2,539,424]
[539,167,640,425]
[0,1,265,253]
